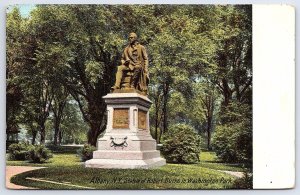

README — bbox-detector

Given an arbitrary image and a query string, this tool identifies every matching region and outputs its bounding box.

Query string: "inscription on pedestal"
[138,110,147,130]
[113,108,129,129]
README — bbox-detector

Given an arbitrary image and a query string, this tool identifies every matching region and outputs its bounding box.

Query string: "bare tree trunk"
[87,123,103,147]
[40,124,46,144]
[32,130,37,145]
[53,118,61,146]
[58,131,63,145]
[162,82,170,134]
[207,117,212,150]
[154,90,162,143]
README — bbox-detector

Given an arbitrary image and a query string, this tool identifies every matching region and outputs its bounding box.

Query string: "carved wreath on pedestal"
[110,136,128,149]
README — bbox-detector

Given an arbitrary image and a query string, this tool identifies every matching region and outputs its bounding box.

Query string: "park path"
[217,170,244,178]
[6,166,45,189]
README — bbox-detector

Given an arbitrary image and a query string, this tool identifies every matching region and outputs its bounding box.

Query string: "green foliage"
[59,101,88,144]
[6,5,252,159]
[77,144,96,162]
[200,151,218,162]
[232,172,253,189]
[27,145,53,163]
[212,119,252,163]
[8,142,30,160]
[7,153,81,167]
[46,145,82,154]
[7,142,53,163]
[212,101,252,165]
[161,124,201,164]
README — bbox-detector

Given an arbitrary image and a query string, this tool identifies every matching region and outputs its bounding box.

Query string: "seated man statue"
[111,32,149,94]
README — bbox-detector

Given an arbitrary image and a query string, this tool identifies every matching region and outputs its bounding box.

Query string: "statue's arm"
[121,47,129,65]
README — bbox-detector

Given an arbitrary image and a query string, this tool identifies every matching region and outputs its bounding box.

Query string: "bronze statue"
[111,32,149,94]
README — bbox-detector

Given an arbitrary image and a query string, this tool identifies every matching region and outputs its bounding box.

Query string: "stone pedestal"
[85,93,166,169]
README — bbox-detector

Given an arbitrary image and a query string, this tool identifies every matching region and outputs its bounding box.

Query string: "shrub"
[161,124,201,164]
[77,144,96,162]
[27,145,53,163]
[212,121,252,164]
[232,172,253,189]
[7,142,30,160]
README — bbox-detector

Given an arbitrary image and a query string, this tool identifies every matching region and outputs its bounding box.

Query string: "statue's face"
[129,33,137,44]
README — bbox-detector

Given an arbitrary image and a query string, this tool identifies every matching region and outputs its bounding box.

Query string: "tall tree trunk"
[58,131,63,145]
[154,92,162,143]
[222,78,232,107]
[207,116,212,150]
[86,100,105,146]
[161,82,170,135]
[87,123,101,147]
[54,130,58,145]
[32,130,37,145]
[53,118,61,146]
[40,124,45,144]
[154,99,159,142]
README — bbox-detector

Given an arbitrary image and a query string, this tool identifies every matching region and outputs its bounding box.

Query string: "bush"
[46,144,81,154]
[161,124,201,164]
[27,145,53,163]
[77,144,96,162]
[212,121,252,164]
[7,142,30,160]
[232,172,253,189]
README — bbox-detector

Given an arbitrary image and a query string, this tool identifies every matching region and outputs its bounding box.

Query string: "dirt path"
[6,166,46,189]
[218,170,244,178]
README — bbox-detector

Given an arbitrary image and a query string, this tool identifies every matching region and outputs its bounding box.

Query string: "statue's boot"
[111,85,120,90]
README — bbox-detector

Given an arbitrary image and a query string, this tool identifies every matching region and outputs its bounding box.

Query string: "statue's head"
[128,32,137,44]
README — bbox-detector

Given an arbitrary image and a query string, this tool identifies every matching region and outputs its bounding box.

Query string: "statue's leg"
[131,65,142,89]
[112,65,126,89]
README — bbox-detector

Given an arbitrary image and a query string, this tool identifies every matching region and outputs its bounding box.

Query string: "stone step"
[93,150,161,160]
[85,157,166,169]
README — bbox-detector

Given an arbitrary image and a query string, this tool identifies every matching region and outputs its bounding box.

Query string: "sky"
[7,4,36,17]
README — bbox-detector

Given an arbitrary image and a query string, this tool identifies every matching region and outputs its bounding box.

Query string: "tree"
[51,85,69,145]
[211,5,252,108]
[59,101,89,144]
[207,5,252,163]
[149,5,217,140]
[189,82,219,150]
[6,5,252,153]
[6,7,42,144]
[27,5,159,145]
[6,8,25,140]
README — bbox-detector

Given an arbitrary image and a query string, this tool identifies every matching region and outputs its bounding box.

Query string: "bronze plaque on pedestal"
[138,110,147,130]
[113,108,129,129]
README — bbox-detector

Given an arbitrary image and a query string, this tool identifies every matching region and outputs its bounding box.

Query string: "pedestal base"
[85,157,166,169]
[84,93,166,169]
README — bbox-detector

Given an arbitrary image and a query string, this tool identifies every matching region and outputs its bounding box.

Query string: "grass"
[199,151,245,172]
[6,153,82,167]
[200,151,219,162]
[6,145,82,167]
[11,164,236,189]
[7,147,249,189]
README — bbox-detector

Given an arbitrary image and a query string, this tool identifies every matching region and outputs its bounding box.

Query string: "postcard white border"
[253,4,295,189]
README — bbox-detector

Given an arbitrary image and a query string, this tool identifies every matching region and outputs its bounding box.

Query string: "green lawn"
[199,152,245,172]
[6,153,82,167]
[11,164,237,189]
[7,148,248,189]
